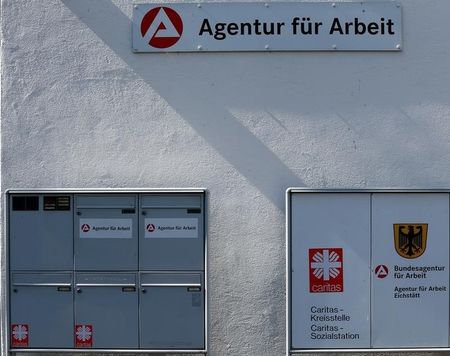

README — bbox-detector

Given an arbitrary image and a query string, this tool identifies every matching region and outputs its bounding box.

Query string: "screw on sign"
[140,7,183,48]
[11,324,29,348]
[81,224,90,233]
[375,264,389,279]
[147,223,156,232]
[75,324,93,348]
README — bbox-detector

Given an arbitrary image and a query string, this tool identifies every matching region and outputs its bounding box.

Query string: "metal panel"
[9,194,73,270]
[132,2,402,53]
[76,195,136,208]
[140,272,202,286]
[74,194,138,270]
[290,193,371,349]
[141,194,201,209]
[140,194,204,270]
[10,272,74,348]
[139,272,204,349]
[74,273,139,349]
[371,193,449,347]
[287,189,450,354]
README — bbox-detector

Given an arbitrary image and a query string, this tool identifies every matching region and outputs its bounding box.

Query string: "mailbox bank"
[7,190,207,353]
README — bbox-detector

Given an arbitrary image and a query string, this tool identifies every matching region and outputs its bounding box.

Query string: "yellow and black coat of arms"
[393,224,428,259]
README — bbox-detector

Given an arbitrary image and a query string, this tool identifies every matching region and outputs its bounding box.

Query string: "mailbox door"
[139,194,205,270]
[74,195,138,270]
[139,272,205,349]
[10,273,74,348]
[9,194,73,270]
[74,273,138,349]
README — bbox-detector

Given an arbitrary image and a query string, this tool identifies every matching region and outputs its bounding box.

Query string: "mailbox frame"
[5,188,208,354]
[286,188,450,355]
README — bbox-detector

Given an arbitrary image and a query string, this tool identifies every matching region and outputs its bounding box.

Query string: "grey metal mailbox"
[140,272,205,349]
[140,194,204,270]
[10,272,74,348]
[9,194,73,270]
[74,194,138,271]
[74,273,139,348]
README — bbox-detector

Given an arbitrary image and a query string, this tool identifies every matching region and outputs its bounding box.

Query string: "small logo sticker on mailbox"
[144,218,198,238]
[309,248,344,293]
[75,324,93,348]
[79,219,132,238]
[11,324,29,348]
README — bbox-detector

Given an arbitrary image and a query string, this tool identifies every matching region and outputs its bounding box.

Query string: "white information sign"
[132,2,402,52]
[79,219,132,239]
[371,194,449,347]
[144,218,198,238]
[289,190,450,352]
[290,193,371,349]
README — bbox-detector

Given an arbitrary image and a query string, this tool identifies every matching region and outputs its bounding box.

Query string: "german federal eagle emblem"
[394,224,428,259]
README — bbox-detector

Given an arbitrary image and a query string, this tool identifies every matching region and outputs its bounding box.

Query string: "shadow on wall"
[61,0,305,211]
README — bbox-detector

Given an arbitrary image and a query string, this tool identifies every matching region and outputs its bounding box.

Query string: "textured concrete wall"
[1,0,450,355]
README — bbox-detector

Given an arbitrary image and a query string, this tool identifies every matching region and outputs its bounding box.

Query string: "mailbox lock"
[76,211,82,216]
[142,211,147,216]
[13,288,18,293]
[76,288,82,293]
[141,288,147,294]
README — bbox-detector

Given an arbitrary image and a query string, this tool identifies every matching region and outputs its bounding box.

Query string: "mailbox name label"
[145,218,198,238]
[79,219,133,238]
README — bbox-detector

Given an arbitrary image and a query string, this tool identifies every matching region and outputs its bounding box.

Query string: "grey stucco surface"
[1,0,450,355]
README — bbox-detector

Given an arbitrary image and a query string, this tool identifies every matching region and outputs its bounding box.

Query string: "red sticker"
[140,7,183,49]
[75,324,93,348]
[309,248,344,293]
[11,324,29,348]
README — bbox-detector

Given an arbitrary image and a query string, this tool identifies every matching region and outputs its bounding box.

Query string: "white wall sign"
[290,193,371,349]
[132,2,402,52]
[288,190,450,352]
[144,218,198,238]
[371,194,449,347]
[79,219,133,238]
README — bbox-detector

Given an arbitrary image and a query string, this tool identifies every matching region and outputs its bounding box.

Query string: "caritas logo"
[141,7,183,49]
[309,248,344,293]
[11,324,29,348]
